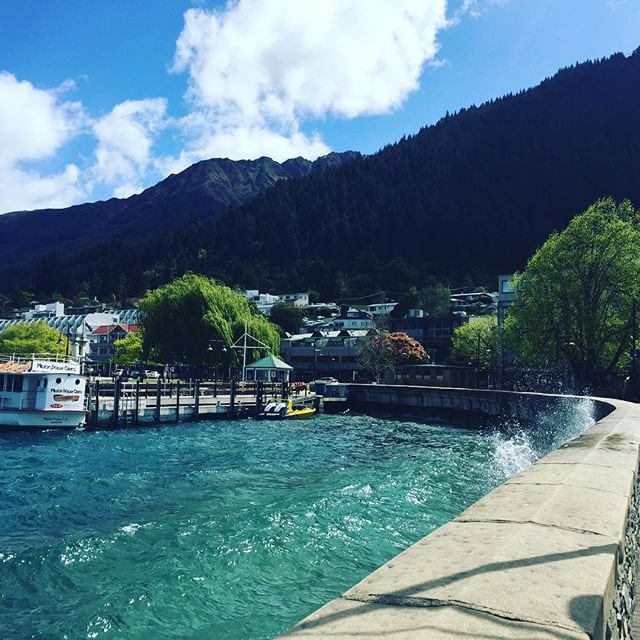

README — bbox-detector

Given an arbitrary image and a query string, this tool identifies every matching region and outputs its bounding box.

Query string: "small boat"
[257,399,316,420]
[0,354,88,430]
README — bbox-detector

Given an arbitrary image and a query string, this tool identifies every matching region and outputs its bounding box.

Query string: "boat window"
[4,375,13,392]
[13,376,23,392]
[75,379,81,385]
[56,377,62,384]
[0,374,4,390]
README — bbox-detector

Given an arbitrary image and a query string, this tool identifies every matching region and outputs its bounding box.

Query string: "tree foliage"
[509,198,640,389]
[114,331,143,365]
[137,273,280,366]
[269,303,305,335]
[451,316,498,368]
[358,331,427,382]
[0,321,66,356]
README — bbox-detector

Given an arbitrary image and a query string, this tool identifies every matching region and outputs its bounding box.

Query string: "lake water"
[0,402,593,639]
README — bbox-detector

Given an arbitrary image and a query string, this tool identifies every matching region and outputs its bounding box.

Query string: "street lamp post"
[207,341,227,382]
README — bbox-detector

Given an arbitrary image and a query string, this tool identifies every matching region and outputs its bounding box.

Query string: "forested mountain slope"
[1,50,639,301]
[0,152,358,284]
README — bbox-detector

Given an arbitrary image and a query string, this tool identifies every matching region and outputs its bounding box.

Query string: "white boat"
[0,354,88,429]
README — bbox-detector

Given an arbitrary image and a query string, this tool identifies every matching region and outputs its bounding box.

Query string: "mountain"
[0,152,360,281]
[1,49,639,301]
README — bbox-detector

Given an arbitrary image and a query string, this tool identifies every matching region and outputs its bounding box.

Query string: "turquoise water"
[0,405,593,639]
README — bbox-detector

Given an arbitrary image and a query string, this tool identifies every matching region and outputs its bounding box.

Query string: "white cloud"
[0,1,472,213]
[0,72,86,212]
[0,164,84,213]
[90,98,168,198]
[171,0,448,161]
[0,72,83,168]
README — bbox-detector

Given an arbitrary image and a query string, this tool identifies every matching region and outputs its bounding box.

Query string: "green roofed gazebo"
[245,354,294,382]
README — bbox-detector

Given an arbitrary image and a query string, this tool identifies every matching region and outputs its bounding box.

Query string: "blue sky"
[0,0,637,214]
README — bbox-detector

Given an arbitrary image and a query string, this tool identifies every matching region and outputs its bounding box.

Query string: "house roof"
[246,354,293,370]
[92,323,138,335]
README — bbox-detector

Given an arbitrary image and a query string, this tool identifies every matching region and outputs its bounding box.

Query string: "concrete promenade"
[280,388,640,639]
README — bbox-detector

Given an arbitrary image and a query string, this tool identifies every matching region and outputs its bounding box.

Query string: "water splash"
[490,396,595,482]
[490,430,538,481]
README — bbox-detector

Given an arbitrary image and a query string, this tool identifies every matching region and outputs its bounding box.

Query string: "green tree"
[451,316,497,369]
[138,273,280,367]
[418,283,451,315]
[269,303,305,335]
[114,331,144,365]
[509,198,640,389]
[0,321,66,356]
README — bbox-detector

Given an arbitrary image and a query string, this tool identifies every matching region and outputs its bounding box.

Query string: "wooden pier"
[86,379,316,428]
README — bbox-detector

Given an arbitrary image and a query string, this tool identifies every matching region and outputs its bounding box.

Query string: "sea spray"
[489,396,595,482]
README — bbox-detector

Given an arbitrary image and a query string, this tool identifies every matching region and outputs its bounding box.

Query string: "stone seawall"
[280,387,640,639]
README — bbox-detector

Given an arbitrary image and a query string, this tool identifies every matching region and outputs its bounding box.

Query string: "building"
[319,308,375,331]
[245,290,280,315]
[244,355,293,383]
[89,323,139,365]
[278,292,309,307]
[497,274,516,324]
[280,329,375,382]
[245,290,311,315]
[366,302,397,316]
[22,301,65,320]
[390,314,469,363]
[393,363,478,388]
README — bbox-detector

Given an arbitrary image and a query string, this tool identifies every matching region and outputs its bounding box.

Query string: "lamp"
[207,340,228,382]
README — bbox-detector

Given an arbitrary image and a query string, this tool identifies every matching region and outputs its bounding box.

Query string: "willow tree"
[137,273,280,367]
[0,321,67,356]
[509,198,640,390]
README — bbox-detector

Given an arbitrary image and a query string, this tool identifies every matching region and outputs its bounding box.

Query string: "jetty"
[86,379,318,427]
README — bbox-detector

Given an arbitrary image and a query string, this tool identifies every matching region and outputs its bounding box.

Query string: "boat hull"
[257,408,316,420]
[0,409,87,430]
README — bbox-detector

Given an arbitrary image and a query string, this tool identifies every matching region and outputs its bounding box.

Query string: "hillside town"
[0,278,510,387]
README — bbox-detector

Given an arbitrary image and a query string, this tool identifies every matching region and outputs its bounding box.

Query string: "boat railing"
[0,352,81,366]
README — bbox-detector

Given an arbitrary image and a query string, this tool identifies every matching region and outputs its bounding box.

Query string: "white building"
[22,301,65,320]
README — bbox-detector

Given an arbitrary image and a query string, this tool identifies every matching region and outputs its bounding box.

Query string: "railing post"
[230,378,236,418]
[194,379,200,420]
[113,379,121,428]
[155,379,162,423]
[93,380,100,426]
[256,380,263,415]
[176,380,181,421]
[134,379,140,426]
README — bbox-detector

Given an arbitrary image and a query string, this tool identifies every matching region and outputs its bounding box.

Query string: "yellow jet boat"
[257,399,316,420]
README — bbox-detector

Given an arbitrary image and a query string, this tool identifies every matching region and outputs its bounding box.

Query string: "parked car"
[145,370,160,379]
